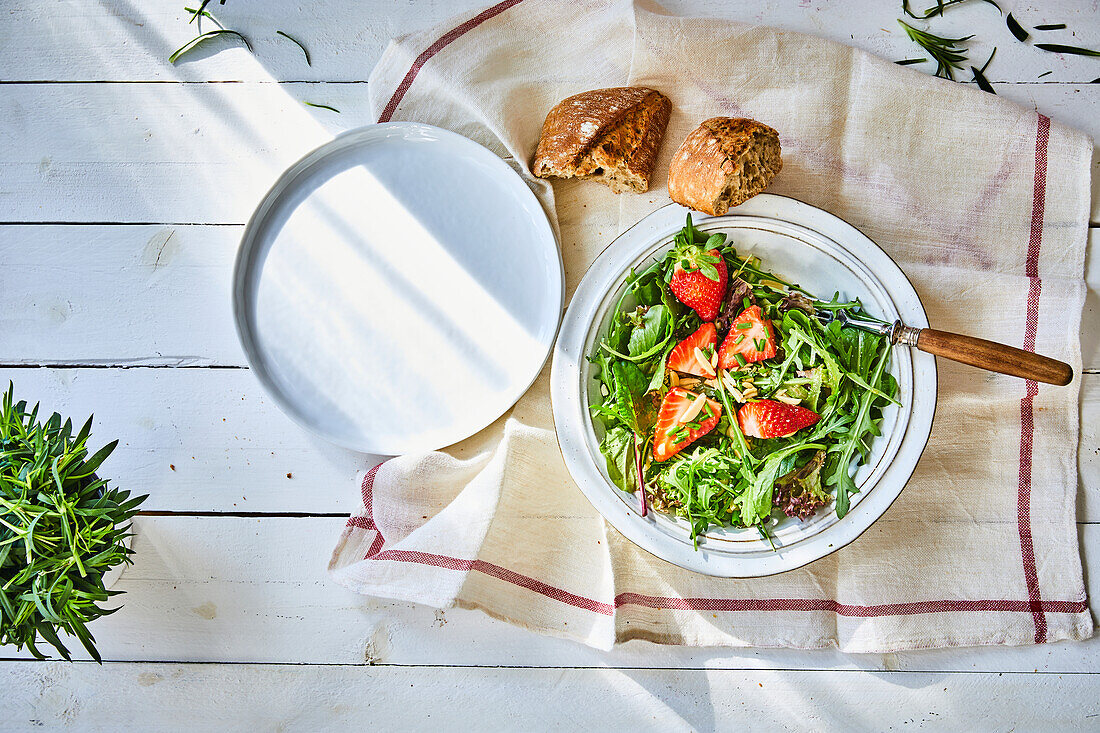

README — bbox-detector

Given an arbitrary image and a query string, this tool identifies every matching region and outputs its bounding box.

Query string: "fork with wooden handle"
[816,309,1073,386]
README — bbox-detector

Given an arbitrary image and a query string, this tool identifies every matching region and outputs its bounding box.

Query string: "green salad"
[590,215,899,546]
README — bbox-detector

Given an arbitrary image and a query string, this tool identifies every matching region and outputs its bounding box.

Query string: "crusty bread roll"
[667,117,782,216]
[531,87,671,194]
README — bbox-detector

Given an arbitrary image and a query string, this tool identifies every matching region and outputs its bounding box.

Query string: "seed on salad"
[693,347,716,376]
[680,392,708,423]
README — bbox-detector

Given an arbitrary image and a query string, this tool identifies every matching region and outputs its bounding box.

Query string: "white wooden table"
[1,1,1098,729]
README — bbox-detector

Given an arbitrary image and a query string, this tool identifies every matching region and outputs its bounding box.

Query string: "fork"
[812,308,1073,386]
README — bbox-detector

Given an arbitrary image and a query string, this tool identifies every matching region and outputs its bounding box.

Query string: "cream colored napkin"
[329,0,1093,651]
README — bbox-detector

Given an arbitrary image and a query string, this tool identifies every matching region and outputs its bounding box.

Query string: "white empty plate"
[234,123,563,454]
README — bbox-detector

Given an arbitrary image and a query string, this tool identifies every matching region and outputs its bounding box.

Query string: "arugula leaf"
[827,339,892,517]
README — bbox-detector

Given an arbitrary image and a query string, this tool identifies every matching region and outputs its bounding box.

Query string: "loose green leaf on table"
[169,30,253,64]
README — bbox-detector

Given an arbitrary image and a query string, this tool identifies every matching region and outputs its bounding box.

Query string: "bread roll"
[532,87,671,194]
[667,117,782,216]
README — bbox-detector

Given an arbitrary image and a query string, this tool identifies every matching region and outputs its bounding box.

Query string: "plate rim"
[550,195,937,577]
[232,121,564,455]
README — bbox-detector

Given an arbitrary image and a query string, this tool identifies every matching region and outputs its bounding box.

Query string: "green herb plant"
[0,384,147,662]
[590,217,897,546]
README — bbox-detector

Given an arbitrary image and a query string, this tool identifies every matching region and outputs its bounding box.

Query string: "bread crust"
[531,87,671,193]
[667,117,782,216]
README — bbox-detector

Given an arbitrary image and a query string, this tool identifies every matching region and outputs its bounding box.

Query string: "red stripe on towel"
[377,0,525,123]
[367,549,1087,618]
[1018,113,1050,643]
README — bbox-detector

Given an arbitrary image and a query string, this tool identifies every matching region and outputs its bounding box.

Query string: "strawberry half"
[652,387,722,462]
[669,248,728,321]
[737,399,820,439]
[667,323,717,377]
[718,305,777,368]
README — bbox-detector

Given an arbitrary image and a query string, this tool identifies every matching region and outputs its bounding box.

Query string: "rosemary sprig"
[895,58,927,65]
[303,101,340,113]
[277,30,311,66]
[898,19,974,79]
[0,383,148,662]
[902,0,999,20]
[1034,23,1066,31]
[1035,43,1100,58]
[169,29,253,64]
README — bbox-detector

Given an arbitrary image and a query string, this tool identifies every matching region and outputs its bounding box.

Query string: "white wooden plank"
[0,0,486,83]
[1,517,1097,672]
[1,0,1097,84]
[0,225,244,365]
[0,82,372,225]
[0,366,1094,516]
[0,367,370,513]
[0,82,1094,225]
[3,661,1099,732]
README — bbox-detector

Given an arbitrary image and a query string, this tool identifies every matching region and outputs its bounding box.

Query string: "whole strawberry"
[668,246,728,321]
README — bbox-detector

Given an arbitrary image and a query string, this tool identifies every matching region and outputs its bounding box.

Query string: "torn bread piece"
[532,87,672,193]
[667,117,782,215]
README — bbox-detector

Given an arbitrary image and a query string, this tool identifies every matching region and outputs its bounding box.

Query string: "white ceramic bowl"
[551,196,936,577]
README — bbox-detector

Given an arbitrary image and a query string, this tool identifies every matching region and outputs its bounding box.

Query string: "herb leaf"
[188,0,212,23]
[1035,43,1100,58]
[277,30,312,66]
[169,30,253,64]
[1006,13,1030,42]
[902,0,1000,20]
[303,101,341,113]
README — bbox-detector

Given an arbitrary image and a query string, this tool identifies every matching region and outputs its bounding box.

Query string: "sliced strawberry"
[667,323,717,377]
[737,399,820,439]
[718,305,777,368]
[669,248,728,321]
[652,387,723,462]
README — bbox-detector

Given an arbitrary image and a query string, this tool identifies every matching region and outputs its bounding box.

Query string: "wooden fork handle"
[913,328,1073,386]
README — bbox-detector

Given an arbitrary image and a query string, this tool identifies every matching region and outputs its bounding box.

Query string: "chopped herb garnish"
[1037,70,1052,79]
[736,323,752,330]
[735,354,748,367]
[734,334,746,345]
[1034,23,1066,31]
